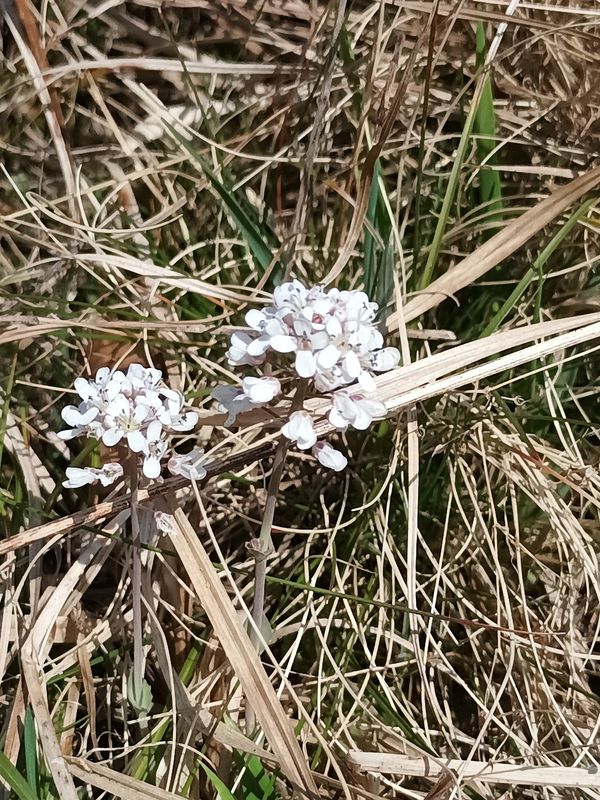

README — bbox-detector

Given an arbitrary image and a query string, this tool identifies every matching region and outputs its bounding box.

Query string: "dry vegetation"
[1,1,600,799]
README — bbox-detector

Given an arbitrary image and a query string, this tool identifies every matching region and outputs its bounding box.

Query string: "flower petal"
[143,455,162,479]
[245,308,266,330]
[74,378,93,401]
[316,344,339,370]
[102,427,123,447]
[344,351,361,378]
[295,349,316,378]
[270,334,297,353]
[127,429,147,453]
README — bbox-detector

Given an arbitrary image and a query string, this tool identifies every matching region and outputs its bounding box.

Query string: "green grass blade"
[0,749,39,800]
[474,22,503,224]
[234,754,277,800]
[419,35,498,290]
[200,763,237,800]
[23,707,39,795]
[481,197,595,336]
[164,123,277,274]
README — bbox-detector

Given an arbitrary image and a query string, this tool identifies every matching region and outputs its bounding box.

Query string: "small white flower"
[141,421,168,479]
[227,332,266,366]
[312,442,347,471]
[329,393,387,431]
[63,463,123,488]
[59,363,197,486]
[212,376,280,426]
[168,448,207,481]
[281,410,317,450]
[370,347,400,372]
[241,376,281,404]
[154,510,178,536]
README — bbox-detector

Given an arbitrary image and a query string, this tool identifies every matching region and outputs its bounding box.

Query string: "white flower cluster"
[213,281,399,471]
[60,364,204,486]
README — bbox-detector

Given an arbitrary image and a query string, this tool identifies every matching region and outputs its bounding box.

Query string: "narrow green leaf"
[234,754,277,800]
[474,21,503,225]
[200,763,237,800]
[164,123,277,274]
[0,749,39,800]
[23,707,38,795]
[482,197,595,336]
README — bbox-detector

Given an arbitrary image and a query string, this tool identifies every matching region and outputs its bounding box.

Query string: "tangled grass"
[1,1,600,799]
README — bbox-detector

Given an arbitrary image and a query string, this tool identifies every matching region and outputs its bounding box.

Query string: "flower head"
[59,363,199,486]
[217,280,398,471]
[233,281,399,392]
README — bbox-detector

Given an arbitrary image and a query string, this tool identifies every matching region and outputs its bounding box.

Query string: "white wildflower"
[154,510,178,536]
[63,463,123,489]
[168,448,207,481]
[281,410,317,450]
[241,376,280,403]
[212,384,255,426]
[328,393,387,432]
[212,376,280,426]
[59,363,198,486]
[312,442,347,472]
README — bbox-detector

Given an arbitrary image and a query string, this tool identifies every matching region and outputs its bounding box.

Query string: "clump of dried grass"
[1,1,600,799]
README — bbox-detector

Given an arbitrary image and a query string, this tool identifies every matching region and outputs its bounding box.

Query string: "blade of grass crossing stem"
[364,160,395,313]
[482,197,596,336]
[164,123,277,275]
[167,504,317,794]
[475,21,502,226]
[0,750,39,800]
[339,24,395,316]
[235,754,278,800]
[0,347,18,512]
[131,643,202,781]
[419,69,487,289]
[23,707,39,795]
[200,764,237,800]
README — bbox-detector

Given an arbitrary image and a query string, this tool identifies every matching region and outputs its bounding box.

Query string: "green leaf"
[0,749,39,800]
[234,754,277,800]
[200,763,237,800]
[23,707,38,795]
[474,21,503,226]
[481,197,596,336]
[164,123,277,275]
[127,673,153,715]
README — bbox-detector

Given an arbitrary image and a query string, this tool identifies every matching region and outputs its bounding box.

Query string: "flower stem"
[246,383,307,736]
[250,435,289,643]
[130,461,144,700]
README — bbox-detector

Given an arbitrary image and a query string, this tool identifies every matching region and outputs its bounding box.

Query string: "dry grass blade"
[3,2,77,217]
[388,164,600,327]
[166,503,317,795]
[66,758,187,800]
[347,753,600,788]
[0,442,275,557]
